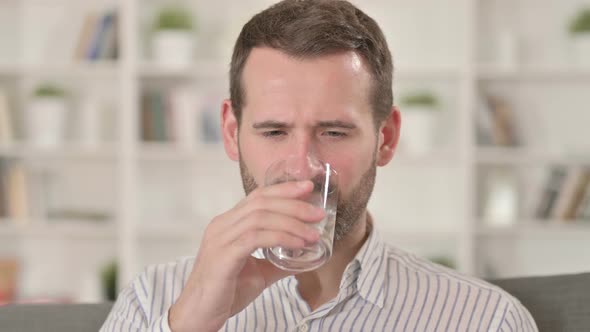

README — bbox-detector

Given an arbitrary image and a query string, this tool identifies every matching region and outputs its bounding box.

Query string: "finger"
[241,181,314,207]
[231,197,325,227]
[207,181,315,240]
[229,229,309,259]
[223,210,322,246]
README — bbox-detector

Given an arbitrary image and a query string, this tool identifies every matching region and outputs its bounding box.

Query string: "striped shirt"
[101,226,538,331]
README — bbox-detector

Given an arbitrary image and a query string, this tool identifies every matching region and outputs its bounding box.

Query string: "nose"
[285,134,323,178]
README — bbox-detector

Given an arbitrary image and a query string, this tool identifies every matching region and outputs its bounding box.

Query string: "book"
[0,259,18,305]
[535,166,568,219]
[87,11,114,60]
[0,162,7,218]
[576,182,590,220]
[6,164,29,222]
[170,87,200,150]
[140,92,153,141]
[0,90,14,145]
[73,12,99,60]
[487,95,518,146]
[551,167,584,220]
[98,12,118,60]
[563,168,590,220]
[475,94,495,145]
[151,92,167,141]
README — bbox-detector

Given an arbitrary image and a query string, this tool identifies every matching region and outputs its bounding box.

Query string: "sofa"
[1,272,589,331]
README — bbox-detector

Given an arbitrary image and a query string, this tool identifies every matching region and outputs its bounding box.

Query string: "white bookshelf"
[0,0,589,302]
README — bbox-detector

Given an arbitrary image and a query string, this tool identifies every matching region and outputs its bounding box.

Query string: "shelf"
[138,60,228,79]
[477,64,590,81]
[395,64,462,80]
[139,222,206,240]
[0,62,119,78]
[475,147,590,166]
[393,152,460,167]
[379,229,460,240]
[138,142,227,162]
[0,221,116,239]
[0,143,118,160]
[476,221,590,237]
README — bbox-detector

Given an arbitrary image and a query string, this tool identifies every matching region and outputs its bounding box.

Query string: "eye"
[262,130,287,138]
[322,131,347,137]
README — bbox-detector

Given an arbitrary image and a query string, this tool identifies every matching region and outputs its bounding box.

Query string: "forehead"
[240,47,373,123]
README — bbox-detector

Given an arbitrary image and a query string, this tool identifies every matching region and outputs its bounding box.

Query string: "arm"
[497,300,539,332]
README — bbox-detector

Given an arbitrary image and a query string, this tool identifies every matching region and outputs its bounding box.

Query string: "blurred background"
[1,0,589,304]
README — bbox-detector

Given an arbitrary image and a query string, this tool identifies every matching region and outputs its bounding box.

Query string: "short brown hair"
[229,0,393,128]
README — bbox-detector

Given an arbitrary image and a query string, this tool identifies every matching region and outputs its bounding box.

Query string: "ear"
[221,99,240,162]
[376,106,401,167]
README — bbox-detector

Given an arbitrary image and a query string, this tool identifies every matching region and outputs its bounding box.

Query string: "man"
[101,1,538,331]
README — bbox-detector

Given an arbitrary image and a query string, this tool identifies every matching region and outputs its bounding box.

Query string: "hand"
[168,180,325,332]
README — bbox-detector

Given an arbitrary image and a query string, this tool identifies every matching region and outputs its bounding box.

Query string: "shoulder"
[128,256,195,320]
[381,245,536,330]
[383,244,508,295]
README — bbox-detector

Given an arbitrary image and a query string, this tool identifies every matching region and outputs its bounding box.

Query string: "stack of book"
[476,94,519,146]
[0,162,29,222]
[0,258,18,305]
[73,10,118,61]
[535,166,590,221]
[0,89,14,146]
[140,88,221,145]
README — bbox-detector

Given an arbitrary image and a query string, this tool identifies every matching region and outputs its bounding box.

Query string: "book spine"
[140,92,152,141]
[0,162,6,218]
[0,90,14,145]
[73,12,97,60]
[535,167,567,219]
[98,11,116,59]
[87,12,112,60]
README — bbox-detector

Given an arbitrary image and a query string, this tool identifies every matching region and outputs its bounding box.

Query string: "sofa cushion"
[490,272,590,332]
[0,303,113,332]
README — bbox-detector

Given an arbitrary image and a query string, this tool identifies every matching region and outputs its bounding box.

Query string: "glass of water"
[263,154,338,272]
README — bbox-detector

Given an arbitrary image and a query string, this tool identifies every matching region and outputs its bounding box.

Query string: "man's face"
[225,48,388,241]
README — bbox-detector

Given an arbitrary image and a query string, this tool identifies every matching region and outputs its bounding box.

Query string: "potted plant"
[569,8,590,66]
[26,83,68,148]
[152,6,196,68]
[100,260,118,301]
[399,91,440,156]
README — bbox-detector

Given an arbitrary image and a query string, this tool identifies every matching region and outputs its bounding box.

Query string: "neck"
[295,211,371,311]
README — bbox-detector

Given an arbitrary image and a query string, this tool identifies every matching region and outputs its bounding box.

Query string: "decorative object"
[400,91,440,156]
[569,8,590,66]
[152,6,196,68]
[100,260,117,301]
[77,93,102,148]
[25,83,68,148]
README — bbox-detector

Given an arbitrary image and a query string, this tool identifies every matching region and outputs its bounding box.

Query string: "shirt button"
[298,324,309,332]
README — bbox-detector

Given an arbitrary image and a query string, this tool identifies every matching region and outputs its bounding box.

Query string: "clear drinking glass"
[263,154,338,272]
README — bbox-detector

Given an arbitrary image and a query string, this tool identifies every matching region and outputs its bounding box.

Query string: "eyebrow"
[252,120,356,130]
[252,121,292,129]
[317,120,357,129]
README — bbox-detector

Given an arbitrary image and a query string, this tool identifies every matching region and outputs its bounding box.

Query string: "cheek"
[239,137,272,183]
[324,151,371,194]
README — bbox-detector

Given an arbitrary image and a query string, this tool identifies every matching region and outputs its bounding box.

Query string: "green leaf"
[569,8,590,34]
[155,6,195,31]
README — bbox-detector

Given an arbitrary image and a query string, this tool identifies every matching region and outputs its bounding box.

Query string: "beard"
[239,151,377,242]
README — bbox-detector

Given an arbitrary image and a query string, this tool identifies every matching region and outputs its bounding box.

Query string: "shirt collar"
[340,220,388,308]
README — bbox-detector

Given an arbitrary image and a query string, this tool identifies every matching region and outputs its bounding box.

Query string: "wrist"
[168,297,220,332]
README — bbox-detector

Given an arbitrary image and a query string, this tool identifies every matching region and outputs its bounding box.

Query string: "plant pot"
[401,107,438,156]
[572,34,590,66]
[26,97,68,148]
[152,30,194,69]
